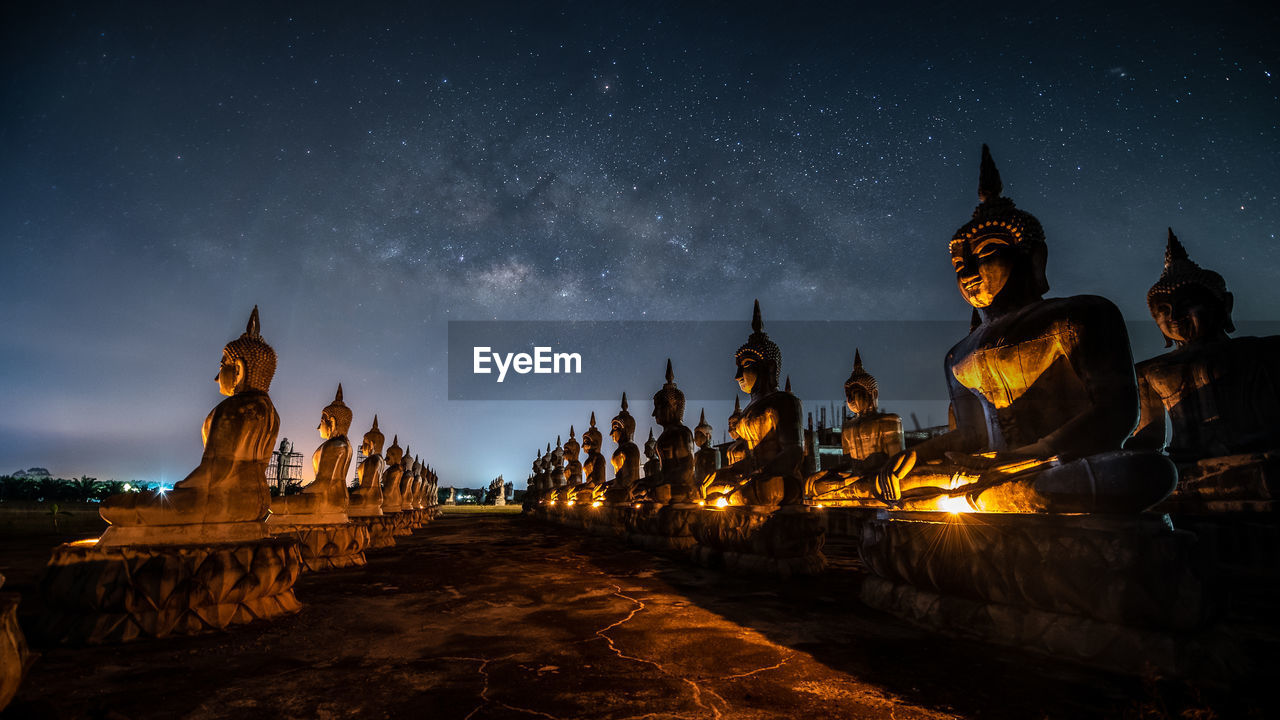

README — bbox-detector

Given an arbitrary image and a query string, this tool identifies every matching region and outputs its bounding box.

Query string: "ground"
[0,510,1254,719]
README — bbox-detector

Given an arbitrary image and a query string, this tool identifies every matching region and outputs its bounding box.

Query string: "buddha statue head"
[652,359,686,425]
[735,300,782,396]
[727,395,743,439]
[319,383,354,440]
[386,434,404,466]
[361,415,385,456]
[583,412,603,454]
[611,392,636,444]
[843,349,878,416]
[695,409,713,449]
[1147,228,1234,348]
[564,425,581,458]
[950,145,1048,311]
[218,306,278,395]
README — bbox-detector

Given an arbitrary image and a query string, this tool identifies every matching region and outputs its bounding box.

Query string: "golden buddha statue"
[704,301,805,507]
[269,384,352,524]
[843,145,1176,512]
[348,416,385,516]
[647,359,697,504]
[693,409,721,491]
[548,438,568,503]
[381,436,405,513]
[577,412,608,503]
[564,426,584,494]
[100,306,279,545]
[641,428,662,494]
[604,393,641,504]
[1127,229,1280,462]
[397,447,416,510]
[807,351,905,502]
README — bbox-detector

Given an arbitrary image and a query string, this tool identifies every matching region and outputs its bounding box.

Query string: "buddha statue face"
[318,411,338,440]
[583,428,601,454]
[694,424,711,448]
[951,231,1021,309]
[845,386,875,417]
[216,350,245,396]
[1150,286,1228,347]
[735,357,767,394]
[727,413,741,439]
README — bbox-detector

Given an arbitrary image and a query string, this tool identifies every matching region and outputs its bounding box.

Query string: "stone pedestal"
[37,537,302,644]
[691,506,826,578]
[814,506,881,539]
[269,522,370,571]
[351,514,397,549]
[617,503,699,551]
[389,512,414,536]
[1160,452,1279,513]
[858,511,1216,676]
[0,579,32,712]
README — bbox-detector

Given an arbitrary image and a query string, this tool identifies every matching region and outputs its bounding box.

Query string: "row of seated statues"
[98,306,440,546]
[526,145,1279,515]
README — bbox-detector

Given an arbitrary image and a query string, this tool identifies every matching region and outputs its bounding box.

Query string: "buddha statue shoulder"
[704,301,805,507]
[1127,229,1280,463]
[349,416,386,516]
[577,412,608,502]
[648,359,698,504]
[842,145,1176,513]
[604,393,642,504]
[100,306,279,542]
[271,384,352,524]
[693,409,721,491]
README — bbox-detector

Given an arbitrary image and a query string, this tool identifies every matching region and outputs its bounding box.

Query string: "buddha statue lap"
[100,307,279,545]
[269,385,352,524]
[839,145,1176,513]
[348,416,385,517]
[647,360,698,505]
[704,301,806,507]
[575,412,608,503]
[604,394,642,504]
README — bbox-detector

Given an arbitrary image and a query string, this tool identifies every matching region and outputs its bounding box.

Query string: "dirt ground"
[1,512,1263,719]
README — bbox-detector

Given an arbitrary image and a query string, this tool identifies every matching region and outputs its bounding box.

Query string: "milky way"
[2,1,1277,487]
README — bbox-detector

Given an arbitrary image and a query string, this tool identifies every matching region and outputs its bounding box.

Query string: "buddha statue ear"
[232,357,247,393]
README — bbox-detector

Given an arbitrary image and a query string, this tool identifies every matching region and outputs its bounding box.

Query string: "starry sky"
[2,1,1277,488]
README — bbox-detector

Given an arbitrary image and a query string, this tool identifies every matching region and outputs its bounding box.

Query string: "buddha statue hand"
[873,450,917,502]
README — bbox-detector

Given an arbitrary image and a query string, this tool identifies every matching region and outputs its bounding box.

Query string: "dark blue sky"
[2,1,1277,487]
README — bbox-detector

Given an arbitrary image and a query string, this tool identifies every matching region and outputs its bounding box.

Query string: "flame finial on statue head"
[735,299,782,389]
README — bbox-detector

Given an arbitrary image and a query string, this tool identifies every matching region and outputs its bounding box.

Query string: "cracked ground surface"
[2,513,1231,719]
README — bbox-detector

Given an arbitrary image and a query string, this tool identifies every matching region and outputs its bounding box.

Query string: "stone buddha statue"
[270,384,352,524]
[604,393,642,504]
[397,447,416,510]
[1127,229,1280,463]
[548,438,567,503]
[840,145,1176,512]
[100,306,279,544]
[577,412,607,502]
[703,301,805,507]
[693,409,721,492]
[642,428,662,490]
[381,436,405,513]
[348,416,385,516]
[648,359,698,504]
[724,396,748,466]
[410,456,426,510]
[808,351,905,502]
[564,426,584,496]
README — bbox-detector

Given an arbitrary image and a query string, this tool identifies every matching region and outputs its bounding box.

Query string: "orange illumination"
[714,497,728,508]
[938,495,973,514]
[633,503,642,509]
[591,500,602,508]
[69,538,99,547]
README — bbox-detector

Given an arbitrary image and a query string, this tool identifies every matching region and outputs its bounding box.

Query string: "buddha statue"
[270,384,352,524]
[648,359,698,504]
[100,306,279,544]
[348,416,385,516]
[548,438,567,503]
[381,436,405,513]
[703,301,805,506]
[724,396,748,466]
[642,428,662,491]
[411,456,426,511]
[1127,229,1280,463]
[807,351,905,502]
[693,409,721,490]
[604,393,641,504]
[564,426,584,496]
[839,145,1176,512]
[398,448,417,510]
[577,412,607,502]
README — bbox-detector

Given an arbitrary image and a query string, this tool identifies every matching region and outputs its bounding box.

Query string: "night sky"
[2,1,1277,488]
